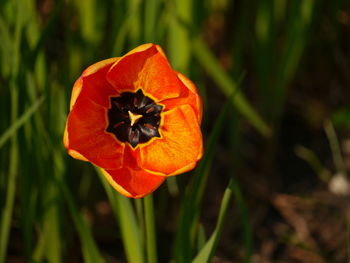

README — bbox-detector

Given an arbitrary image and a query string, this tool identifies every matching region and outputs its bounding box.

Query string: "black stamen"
[106,89,163,147]
[145,107,154,114]
[113,121,124,128]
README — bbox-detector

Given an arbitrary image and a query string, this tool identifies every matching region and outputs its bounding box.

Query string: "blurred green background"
[1,0,350,262]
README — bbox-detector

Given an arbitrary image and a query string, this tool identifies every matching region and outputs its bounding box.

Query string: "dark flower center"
[106,89,163,147]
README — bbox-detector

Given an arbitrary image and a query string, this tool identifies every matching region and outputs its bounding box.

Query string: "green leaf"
[196,224,206,252]
[54,152,104,263]
[231,177,253,263]
[144,0,160,42]
[0,86,19,263]
[192,179,234,263]
[174,92,234,263]
[42,183,62,263]
[191,37,271,137]
[0,96,44,148]
[273,0,315,122]
[168,0,192,74]
[112,0,142,55]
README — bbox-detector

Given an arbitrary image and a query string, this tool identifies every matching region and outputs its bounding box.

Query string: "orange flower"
[63,44,203,198]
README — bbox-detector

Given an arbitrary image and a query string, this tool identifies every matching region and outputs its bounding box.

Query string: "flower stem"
[144,195,157,263]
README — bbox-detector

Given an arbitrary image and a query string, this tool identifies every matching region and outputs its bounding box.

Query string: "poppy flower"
[63,44,203,198]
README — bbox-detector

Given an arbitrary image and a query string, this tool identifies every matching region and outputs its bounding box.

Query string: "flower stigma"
[128,111,143,126]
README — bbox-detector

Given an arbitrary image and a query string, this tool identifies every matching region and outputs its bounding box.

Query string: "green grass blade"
[294,145,332,183]
[60,184,104,263]
[0,96,44,148]
[97,168,144,263]
[191,37,271,137]
[144,0,159,42]
[274,0,287,23]
[32,227,48,262]
[21,173,38,259]
[324,120,346,175]
[144,195,157,263]
[174,92,234,263]
[0,86,19,263]
[54,152,104,263]
[254,0,275,117]
[192,179,234,263]
[0,137,18,263]
[0,14,13,78]
[42,182,62,263]
[168,0,192,73]
[231,177,253,263]
[112,0,142,55]
[196,224,206,252]
[127,0,142,46]
[73,0,100,44]
[0,3,23,255]
[274,0,315,122]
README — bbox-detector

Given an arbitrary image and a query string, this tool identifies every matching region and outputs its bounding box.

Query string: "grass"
[1,0,349,262]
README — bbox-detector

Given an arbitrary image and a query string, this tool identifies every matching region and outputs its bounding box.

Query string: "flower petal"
[63,123,88,162]
[106,44,182,101]
[101,167,166,198]
[139,104,203,176]
[160,72,203,123]
[65,97,124,169]
[70,57,119,109]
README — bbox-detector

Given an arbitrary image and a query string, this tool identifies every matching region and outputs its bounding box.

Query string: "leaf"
[54,152,104,263]
[191,37,271,137]
[192,180,234,263]
[0,86,19,263]
[174,92,234,263]
[0,96,44,148]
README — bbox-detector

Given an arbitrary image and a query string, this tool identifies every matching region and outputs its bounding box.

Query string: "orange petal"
[101,167,166,198]
[106,44,182,101]
[63,122,88,162]
[70,57,119,109]
[140,104,203,176]
[66,97,124,169]
[160,72,203,123]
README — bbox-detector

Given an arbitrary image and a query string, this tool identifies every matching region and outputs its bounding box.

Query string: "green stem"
[144,195,157,263]
[135,198,145,248]
[96,168,144,263]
